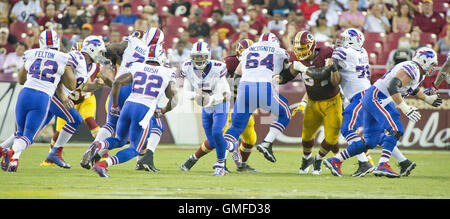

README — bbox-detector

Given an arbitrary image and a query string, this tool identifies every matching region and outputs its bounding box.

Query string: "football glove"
[397,101,421,123]
[424,94,442,107]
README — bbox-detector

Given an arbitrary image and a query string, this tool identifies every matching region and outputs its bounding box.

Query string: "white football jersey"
[332,46,371,100]
[65,51,91,96]
[126,62,176,111]
[239,41,289,83]
[23,48,70,96]
[116,35,148,79]
[374,61,424,97]
[180,59,230,106]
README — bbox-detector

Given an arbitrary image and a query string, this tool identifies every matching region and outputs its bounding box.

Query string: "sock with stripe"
[53,125,76,148]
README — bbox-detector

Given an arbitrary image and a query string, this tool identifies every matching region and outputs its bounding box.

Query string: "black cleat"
[311,156,322,175]
[256,141,276,163]
[298,155,314,174]
[136,149,160,172]
[236,163,258,172]
[180,155,198,171]
[399,159,416,177]
[351,161,375,177]
[80,141,101,170]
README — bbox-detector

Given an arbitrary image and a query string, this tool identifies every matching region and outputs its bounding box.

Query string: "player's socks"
[194,140,213,159]
[11,137,29,160]
[0,134,15,149]
[85,117,99,138]
[147,132,161,153]
[302,140,314,157]
[53,125,76,148]
[95,125,114,142]
[391,147,407,163]
[263,126,282,143]
[356,153,369,162]
[239,142,253,163]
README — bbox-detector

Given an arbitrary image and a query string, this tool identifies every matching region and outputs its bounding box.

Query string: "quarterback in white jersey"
[179,41,234,176]
[83,44,178,177]
[0,30,76,172]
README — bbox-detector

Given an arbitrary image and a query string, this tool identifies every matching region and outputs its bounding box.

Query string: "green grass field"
[1,144,450,199]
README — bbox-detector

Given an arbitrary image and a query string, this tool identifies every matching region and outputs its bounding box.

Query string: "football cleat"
[298,155,314,174]
[1,148,14,171]
[136,150,160,172]
[311,156,322,175]
[212,163,226,176]
[40,159,55,166]
[236,163,258,172]
[180,155,198,171]
[323,157,343,177]
[373,162,400,178]
[7,159,19,172]
[351,161,375,177]
[80,141,102,170]
[46,147,71,169]
[256,141,276,163]
[92,162,110,178]
[398,159,416,177]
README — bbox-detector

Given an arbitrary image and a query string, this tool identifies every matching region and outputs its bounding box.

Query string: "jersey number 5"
[132,72,163,97]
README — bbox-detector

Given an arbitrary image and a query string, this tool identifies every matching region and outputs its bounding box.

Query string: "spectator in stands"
[191,0,222,19]
[169,0,191,17]
[174,31,193,50]
[91,5,112,26]
[231,21,256,45]
[141,5,160,26]
[2,42,25,74]
[37,3,60,27]
[412,0,445,35]
[288,9,310,31]
[435,26,450,55]
[23,32,38,49]
[98,0,129,7]
[409,29,426,50]
[134,19,149,32]
[110,29,121,43]
[392,2,412,33]
[246,6,266,36]
[438,9,450,39]
[112,3,138,26]
[209,30,226,60]
[169,41,190,70]
[0,0,10,23]
[10,0,44,25]
[282,22,297,52]
[338,0,365,31]
[309,0,339,28]
[268,12,287,33]
[0,27,15,54]
[298,0,320,21]
[187,8,210,38]
[69,23,92,49]
[312,13,335,42]
[363,3,390,33]
[250,0,268,6]
[268,0,295,17]
[61,5,85,34]
[210,9,235,41]
[386,36,415,69]
[222,2,239,28]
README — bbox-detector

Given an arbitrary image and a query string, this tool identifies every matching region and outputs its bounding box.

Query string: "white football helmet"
[81,35,107,63]
[190,41,211,70]
[258,32,279,46]
[146,44,167,66]
[39,29,60,50]
[339,28,365,50]
[412,47,438,75]
[143,27,164,46]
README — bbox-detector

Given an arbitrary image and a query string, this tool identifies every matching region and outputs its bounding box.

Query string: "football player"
[179,41,236,176]
[226,32,292,165]
[81,28,166,170]
[324,47,442,177]
[184,39,258,172]
[83,44,178,177]
[39,41,113,167]
[274,31,341,175]
[1,30,76,172]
